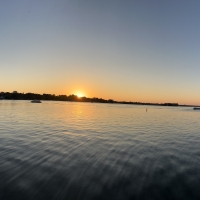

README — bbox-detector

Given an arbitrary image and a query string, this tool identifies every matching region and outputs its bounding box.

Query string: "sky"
[1,0,200,105]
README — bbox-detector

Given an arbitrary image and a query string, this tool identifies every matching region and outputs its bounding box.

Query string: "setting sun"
[72,90,86,98]
[77,93,84,98]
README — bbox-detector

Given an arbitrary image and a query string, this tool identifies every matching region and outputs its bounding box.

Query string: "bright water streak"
[0,100,200,200]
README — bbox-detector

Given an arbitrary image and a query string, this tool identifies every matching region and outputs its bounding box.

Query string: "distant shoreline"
[0,91,199,107]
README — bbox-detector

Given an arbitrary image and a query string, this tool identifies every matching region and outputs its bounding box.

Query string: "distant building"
[13,91,18,93]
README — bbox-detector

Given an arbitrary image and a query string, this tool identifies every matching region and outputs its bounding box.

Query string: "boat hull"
[31,100,42,103]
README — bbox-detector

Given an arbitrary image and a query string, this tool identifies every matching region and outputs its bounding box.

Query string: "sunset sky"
[1,0,200,105]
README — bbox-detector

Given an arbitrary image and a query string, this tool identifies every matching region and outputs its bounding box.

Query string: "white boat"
[31,100,42,103]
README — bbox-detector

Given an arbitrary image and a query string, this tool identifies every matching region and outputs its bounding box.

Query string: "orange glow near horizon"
[77,93,84,98]
[73,90,86,98]
[4,86,199,105]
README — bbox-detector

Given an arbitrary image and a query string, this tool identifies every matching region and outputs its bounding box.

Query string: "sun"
[77,93,83,98]
[74,91,86,98]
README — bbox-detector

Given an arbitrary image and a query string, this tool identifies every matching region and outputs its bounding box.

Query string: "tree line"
[0,91,179,106]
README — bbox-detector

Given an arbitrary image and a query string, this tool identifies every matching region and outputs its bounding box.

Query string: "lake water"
[0,100,200,200]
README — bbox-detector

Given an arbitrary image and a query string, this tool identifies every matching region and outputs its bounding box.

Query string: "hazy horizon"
[1,1,200,105]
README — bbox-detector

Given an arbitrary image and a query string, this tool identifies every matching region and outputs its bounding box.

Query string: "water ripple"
[0,101,200,199]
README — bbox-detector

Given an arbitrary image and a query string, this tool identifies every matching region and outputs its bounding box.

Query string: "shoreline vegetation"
[0,91,198,107]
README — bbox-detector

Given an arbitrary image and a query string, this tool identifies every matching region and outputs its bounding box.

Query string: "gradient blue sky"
[1,0,200,104]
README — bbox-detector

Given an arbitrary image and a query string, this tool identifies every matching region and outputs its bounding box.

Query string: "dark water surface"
[0,100,200,200]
